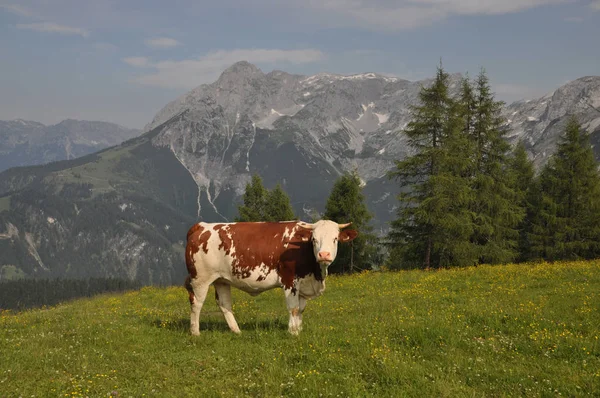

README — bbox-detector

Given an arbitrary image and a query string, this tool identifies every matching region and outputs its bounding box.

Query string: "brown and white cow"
[184,220,358,335]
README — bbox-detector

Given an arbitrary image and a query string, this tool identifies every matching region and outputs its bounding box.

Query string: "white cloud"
[0,3,34,17]
[145,37,181,49]
[284,0,571,31]
[16,22,89,37]
[123,57,151,68]
[126,48,325,89]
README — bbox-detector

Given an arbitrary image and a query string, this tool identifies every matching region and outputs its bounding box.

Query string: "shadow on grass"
[151,316,288,333]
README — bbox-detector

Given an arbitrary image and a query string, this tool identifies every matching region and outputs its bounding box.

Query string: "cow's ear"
[294,228,312,242]
[339,229,358,242]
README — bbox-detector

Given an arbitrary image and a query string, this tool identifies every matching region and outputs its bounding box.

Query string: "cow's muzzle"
[318,251,333,265]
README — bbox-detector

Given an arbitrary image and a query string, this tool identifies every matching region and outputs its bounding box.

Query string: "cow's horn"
[298,221,315,230]
[338,222,352,229]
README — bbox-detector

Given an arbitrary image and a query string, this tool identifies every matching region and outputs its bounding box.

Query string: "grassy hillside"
[1,261,599,397]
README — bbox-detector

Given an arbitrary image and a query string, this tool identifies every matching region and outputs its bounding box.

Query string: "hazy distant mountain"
[0,119,140,172]
[0,62,598,283]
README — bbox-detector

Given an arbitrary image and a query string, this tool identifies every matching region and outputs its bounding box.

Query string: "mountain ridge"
[0,118,141,172]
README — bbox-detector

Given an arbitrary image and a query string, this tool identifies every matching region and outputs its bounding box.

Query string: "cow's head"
[296,220,358,269]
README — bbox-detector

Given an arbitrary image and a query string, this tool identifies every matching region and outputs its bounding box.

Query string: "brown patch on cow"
[186,223,202,240]
[217,226,233,255]
[291,307,299,317]
[214,222,322,292]
[292,228,312,242]
[185,224,212,278]
[198,230,211,253]
[213,224,225,231]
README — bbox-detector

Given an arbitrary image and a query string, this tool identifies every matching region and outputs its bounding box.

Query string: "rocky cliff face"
[0,119,140,172]
[502,76,600,167]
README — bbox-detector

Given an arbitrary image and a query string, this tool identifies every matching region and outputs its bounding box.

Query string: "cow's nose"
[318,251,331,260]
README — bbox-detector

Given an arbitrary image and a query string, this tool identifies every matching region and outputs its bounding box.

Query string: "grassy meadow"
[1,260,599,397]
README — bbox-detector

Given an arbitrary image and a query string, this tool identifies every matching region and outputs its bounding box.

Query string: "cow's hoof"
[288,328,300,336]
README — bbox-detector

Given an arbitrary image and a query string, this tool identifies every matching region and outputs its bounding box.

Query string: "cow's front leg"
[298,296,307,326]
[284,287,302,335]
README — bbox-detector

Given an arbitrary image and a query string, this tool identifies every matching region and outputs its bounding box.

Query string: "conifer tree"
[264,184,296,221]
[236,176,296,222]
[458,75,476,138]
[526,117,600,260]
[387,64,477,269]
[236,174,267,222]
[523,170,558,260]
[508,141,535,260]
[324,170,376,273]
[467,70,523,264]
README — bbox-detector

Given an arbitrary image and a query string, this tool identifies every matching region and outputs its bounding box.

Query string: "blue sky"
[1,0,599,129]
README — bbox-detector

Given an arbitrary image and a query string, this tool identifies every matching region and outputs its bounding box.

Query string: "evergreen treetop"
[324,170,376,273]
[236,175,295,222]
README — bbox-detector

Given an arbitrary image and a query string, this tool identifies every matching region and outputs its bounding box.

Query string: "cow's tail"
[184,275,193,291]
[184,275,195,304]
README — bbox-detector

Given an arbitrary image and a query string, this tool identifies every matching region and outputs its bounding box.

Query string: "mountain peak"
[218,61,263,80]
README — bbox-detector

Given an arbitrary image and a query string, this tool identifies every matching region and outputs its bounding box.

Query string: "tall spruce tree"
[236,175,296,222]
[387,64,477,269]
[264,184,296,221]
[458,74,476,138]
[526,117,600,260]
[508,141,536,261]
[236,174,268,222]
[467,70,523,264]
[324,170,376,273]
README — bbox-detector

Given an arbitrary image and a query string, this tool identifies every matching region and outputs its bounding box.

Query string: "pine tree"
[324,170,376,273]
[523,169,559,260]
[458,75,476,138]
[236,174,268,222]
[387,64,477,269]
[527,117,600,260]
[467,70,523,264]
[236,176,296,222]
[264,184,296,221]
[508,141,535,260]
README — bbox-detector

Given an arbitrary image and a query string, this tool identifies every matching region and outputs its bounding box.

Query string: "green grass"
[1,261,599,397]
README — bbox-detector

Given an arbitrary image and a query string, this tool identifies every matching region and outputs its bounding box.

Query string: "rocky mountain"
[0,62,598,284]
[0,119,141,172]
[502,76,600,168]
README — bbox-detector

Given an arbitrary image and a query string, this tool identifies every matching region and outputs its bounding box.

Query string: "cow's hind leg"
[214,281,241,334]
[186,276,211,336]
